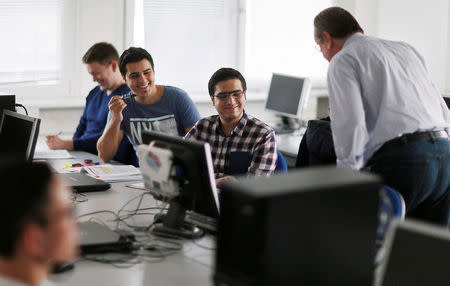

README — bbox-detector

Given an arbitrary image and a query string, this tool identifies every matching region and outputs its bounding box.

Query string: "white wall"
[338,0,450,94]
[76,0,126,99]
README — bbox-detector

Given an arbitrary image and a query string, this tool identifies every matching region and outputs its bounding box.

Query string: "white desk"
[44,151,215,286]
[276,132,303,167]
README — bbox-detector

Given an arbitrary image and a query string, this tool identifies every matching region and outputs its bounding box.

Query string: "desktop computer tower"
[0,95,15,119]
[214,167,381,286]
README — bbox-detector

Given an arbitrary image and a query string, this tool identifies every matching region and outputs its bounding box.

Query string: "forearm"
[97,120,122,163]
[63,140,74,151]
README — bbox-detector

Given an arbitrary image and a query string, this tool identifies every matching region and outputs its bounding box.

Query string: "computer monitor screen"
[141,130,219,237]
[265,73,311,119]
[0,110,40,161]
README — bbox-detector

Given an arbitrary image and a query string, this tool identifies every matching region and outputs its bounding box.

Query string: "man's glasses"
[315,44,321,52]
[214,90,245,101]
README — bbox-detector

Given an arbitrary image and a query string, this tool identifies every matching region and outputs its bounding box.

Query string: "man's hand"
[108,96,127,122]
[216,176,236,188]
[45,135,74,150]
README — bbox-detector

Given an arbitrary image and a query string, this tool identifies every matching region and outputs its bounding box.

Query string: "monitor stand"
[150,201,204,239]
[272,116,301,134]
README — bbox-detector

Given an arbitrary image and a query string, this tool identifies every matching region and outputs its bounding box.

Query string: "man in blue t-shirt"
[97,47,200,163]
[45,42,137,165]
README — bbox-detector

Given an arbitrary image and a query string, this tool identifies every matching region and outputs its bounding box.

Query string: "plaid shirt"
[185,112,277,178]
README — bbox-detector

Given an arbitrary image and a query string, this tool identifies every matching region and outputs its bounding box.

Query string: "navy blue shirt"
[73,84,138,166]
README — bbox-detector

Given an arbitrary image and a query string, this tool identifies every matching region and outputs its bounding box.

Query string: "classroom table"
[43,151,215,286]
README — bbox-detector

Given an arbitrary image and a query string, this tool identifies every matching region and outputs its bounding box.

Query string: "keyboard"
[273,127,297,134]
[185,211,218,233]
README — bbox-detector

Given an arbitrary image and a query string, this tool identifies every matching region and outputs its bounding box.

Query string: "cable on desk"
[15,104,28,115]
[72,192,88,204]
[192,237,216,251]
[117,193,149,219]
[80,253,141,268]
[2,104,28,116]
[144,202,168,231]
[87,217,109,228]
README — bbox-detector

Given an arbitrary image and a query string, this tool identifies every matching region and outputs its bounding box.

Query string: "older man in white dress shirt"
[313,7,450,227]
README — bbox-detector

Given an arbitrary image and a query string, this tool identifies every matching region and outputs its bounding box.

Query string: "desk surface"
[44,151,215,286]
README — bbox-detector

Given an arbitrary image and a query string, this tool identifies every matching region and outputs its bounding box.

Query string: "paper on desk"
[82,164,142,182]
[125,182,146,190]
[34,138,74,159]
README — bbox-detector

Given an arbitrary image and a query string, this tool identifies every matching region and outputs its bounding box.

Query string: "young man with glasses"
[97,47,201,163]
[185,68,277,187]
[314,7,450,227]
[0,160,79,286]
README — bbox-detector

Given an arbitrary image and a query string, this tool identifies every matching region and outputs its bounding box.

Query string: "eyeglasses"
[214,90,245,101]
[315,44,321,52]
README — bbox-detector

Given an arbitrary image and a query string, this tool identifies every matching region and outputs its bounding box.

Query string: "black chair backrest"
[296,118,336,168]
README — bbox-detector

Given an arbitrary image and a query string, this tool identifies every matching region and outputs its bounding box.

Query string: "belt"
[376,130,448,155]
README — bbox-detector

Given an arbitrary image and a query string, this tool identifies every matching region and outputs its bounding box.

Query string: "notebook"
[79,221,132,254]
[60,173,111,193]
[375,219,450,286]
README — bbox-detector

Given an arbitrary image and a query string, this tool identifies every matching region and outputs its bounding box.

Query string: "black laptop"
[79,221,133,254]
[61,173,111,193]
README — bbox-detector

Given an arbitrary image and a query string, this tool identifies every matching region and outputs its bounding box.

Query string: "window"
[140,0,331,100]
[143,0,239,99]
[0,0,62,84]
[245,0,331,87]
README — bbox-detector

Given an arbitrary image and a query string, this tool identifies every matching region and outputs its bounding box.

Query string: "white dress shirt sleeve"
[327,54,369,170]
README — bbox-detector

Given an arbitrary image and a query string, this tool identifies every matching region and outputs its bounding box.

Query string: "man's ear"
[210,96,215,105]
[322,31,332,50]
[21,224,46,257]
[111,60,118,72]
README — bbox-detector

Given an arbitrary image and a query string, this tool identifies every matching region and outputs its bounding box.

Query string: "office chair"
[229,150,287,174]
[374,185,406,267]
[275,151,287,173]
[295,118,336,168]
[377,185,406,244]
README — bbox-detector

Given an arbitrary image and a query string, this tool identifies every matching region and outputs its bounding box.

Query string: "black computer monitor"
[265,73,311,132]
[443,96,450,109]
[0,110,40,161]
[215,167,380,285]
[141,130,220,238]
[377,219,450,286]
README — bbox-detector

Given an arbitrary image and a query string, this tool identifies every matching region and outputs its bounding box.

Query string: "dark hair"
[0,160,53,258]
[82,42,119,65]
[119,47,155,77]
[314,7,364,40]
[208,68,247,96]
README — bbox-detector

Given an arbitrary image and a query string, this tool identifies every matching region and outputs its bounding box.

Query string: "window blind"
[0,0,62,84]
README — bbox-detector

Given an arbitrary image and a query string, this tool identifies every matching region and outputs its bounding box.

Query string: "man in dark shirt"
[45,42,137,165]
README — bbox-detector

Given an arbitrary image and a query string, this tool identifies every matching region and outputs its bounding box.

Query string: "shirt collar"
[343,32,364,48]
[215,111,248,137]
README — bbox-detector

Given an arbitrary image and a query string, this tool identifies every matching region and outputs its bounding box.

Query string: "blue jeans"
[366,138,450,228]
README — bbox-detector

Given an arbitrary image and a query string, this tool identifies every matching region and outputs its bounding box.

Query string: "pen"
[56,131,62,136]
[121,92,137,100]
